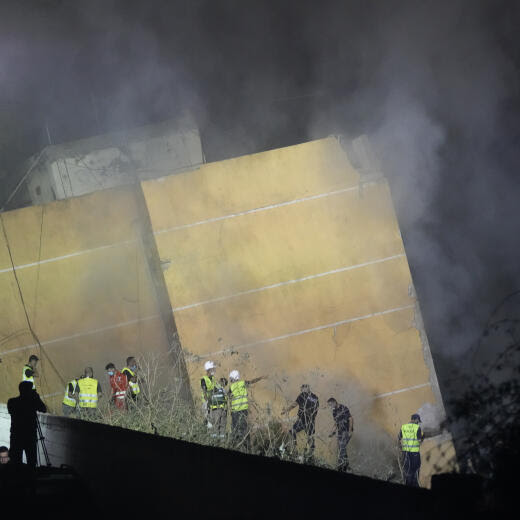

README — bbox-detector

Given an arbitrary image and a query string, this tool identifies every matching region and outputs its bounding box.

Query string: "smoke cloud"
[1,0,519,391]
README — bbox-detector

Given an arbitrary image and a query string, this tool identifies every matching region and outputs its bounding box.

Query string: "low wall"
[32,412,433,516]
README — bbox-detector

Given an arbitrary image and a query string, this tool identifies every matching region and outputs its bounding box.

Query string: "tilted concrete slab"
[0,137,453,483]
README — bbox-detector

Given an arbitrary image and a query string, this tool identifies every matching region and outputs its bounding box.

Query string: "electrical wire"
[31,205,51,390]
[31,206,45,329]
[0,212,66,388]
[0,149,46,212]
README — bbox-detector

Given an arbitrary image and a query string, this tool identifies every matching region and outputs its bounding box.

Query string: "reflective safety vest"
[77,377,99,408]
[63,379,78,407]
[201,376,226,409]
[22,364,35,389]
[230,380,248,412]
[123,367,140,396]
[401,423,421,452]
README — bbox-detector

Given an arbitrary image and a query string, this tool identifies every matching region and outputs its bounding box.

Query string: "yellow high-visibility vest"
[401,423,421,452]
[63,379,78,407]
[123,367,140,395]
[201,376,226,409]
[77,377,99,408]
[230,380,248,412]
[22,364,35,389]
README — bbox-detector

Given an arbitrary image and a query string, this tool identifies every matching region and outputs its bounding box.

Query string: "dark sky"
[1,0,519,391]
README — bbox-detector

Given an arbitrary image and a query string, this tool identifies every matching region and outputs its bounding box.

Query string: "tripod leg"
[36,415,51,467]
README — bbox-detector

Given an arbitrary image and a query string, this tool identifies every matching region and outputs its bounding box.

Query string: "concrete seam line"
[172,254,406,312]
[154,184,363,235]
[373,382,431,399]
[0,264,409,357]
[0,238,137,274]
[0,185,371,272]
[188,304,416,360]
[0,314,160,356]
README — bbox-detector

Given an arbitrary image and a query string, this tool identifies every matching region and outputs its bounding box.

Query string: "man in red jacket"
[105,363,129,411]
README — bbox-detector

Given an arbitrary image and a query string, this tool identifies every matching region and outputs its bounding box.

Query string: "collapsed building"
[0,122,455,485]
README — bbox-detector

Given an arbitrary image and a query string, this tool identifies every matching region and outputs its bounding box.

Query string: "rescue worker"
[62,377,79,416]
[228,370,266,450]
[106,363,129,410]
[75,367,102,419]
[200,361,227,439]
[21,355,39,389]
[122,357,140,402]
[327,397,354,472]
[398,413,425,487]
[282,384,319,460]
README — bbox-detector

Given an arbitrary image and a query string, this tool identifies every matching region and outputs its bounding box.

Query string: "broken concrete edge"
[413,298,447,420]
[411,294,455,469]
[335,133,385,182]
[337,132,450,438]
[132,183,194,408]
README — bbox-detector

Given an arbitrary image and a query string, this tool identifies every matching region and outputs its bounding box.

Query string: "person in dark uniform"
[7,381,47,467]
[282,384,319,459]
[327,397,354,472]
[398,413,425,486]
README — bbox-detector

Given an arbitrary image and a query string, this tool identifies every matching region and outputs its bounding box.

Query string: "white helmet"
[204,360,215,371]
[229,370,240,382]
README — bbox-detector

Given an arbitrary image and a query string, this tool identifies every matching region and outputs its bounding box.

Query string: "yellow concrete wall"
[141,137,448,472]
[0,185,169,409]
[0,136,452,481]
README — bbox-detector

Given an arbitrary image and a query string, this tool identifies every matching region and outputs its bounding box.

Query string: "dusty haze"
[1,1,519,397]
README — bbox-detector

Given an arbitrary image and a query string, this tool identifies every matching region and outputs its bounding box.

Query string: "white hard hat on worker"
[204,360,215,371]
[229,370,240,382]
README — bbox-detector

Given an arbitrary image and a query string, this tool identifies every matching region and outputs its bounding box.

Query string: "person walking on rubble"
[122,357,141,402]
[201,361,228,439]
[106,363,129,411]
[282,384,319,460]
[327,397,354,472]
[228,370,266,450]
[75,367,102,419]
[62,376,80,416]
[398,413,425,487]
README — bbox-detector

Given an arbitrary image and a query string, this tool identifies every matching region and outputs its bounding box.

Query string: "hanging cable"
[0,212,66,388]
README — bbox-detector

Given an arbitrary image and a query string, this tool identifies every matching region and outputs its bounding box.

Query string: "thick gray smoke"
[1,0,519,390]
[303,1,520,377]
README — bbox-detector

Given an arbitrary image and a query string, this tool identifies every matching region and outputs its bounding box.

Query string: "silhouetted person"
[7,381,47,467]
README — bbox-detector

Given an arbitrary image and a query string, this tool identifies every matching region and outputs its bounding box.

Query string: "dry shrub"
[88,352,402,480]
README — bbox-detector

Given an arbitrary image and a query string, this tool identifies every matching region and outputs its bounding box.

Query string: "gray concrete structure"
[5,113,204,210]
